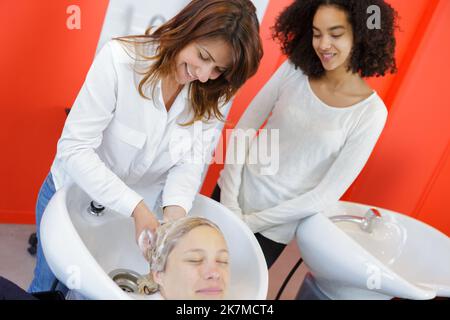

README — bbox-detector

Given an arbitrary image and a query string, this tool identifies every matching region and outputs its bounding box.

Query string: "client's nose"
[203,263,221,280]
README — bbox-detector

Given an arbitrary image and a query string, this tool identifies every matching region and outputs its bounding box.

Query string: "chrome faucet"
[329,208,382,233]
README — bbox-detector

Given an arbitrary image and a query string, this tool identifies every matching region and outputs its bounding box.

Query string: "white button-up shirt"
[50,40,224,218]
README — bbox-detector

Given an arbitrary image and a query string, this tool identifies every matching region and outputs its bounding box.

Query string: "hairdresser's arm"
[161,108,224,218]
[162,205,186,222]
[56,40,149,219]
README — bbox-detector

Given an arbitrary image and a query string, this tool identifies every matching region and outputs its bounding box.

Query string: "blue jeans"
[28,172,68,294]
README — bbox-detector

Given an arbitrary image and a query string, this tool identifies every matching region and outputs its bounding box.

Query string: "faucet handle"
[366,208,382,219]
[361,208,382,233]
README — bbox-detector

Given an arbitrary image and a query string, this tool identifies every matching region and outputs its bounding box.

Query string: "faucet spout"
[329,208,381,233]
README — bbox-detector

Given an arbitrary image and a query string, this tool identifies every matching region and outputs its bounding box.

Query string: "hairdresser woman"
[29,0,262,293]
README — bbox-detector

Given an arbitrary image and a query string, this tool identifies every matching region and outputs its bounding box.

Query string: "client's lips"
[196,287,223,295]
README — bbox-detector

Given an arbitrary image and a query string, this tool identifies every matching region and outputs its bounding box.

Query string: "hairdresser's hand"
[132,200,160,244]
[162,205,186,222]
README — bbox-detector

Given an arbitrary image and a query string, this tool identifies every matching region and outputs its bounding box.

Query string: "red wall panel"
[347,0,450,235]
[0,0,109,223]
[418,143,450,235]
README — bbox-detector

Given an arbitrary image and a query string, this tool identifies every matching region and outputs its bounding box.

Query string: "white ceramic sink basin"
[40,183,268,300]
[296,201,450,300]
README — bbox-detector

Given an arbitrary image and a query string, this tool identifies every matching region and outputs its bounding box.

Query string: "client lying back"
[137,216,230,299]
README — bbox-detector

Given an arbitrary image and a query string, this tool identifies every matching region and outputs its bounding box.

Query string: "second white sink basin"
[296,201,450,300]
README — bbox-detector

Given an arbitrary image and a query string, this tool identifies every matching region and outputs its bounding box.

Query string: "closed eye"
[215,67,226,74]
[186,259,203,264]
[198,51,209,61]
[312,31,344,39]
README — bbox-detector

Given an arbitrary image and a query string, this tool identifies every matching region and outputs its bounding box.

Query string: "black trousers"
[0,276,37,300]
[0,276,64,300]
[211,184,286,269]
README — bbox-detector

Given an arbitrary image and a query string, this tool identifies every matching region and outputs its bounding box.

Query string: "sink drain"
[108,269,141,293]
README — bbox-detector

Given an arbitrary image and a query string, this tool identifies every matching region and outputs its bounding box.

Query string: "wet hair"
[114,0,263,125]
[272,0,398,78]
[137,216,225,296]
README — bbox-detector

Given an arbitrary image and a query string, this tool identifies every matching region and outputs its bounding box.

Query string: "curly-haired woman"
[213,0,398,268]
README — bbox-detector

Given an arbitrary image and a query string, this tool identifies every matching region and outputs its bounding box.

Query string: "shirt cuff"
[117,188,144,217]
[161,196,193,215]
[243,213,268,234]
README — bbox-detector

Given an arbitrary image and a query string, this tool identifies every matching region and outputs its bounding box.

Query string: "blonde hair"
[137,216,224,295]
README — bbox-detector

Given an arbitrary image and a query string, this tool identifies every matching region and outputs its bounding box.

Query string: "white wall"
[97,0,269,52]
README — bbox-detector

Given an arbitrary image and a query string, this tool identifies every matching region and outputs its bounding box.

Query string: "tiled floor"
[0,224,36,291]
[0,223,306,299]
[267,240,307,300]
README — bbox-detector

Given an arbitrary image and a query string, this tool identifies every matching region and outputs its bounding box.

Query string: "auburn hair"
[114,0,263,125]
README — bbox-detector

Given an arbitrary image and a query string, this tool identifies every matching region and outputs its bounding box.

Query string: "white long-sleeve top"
[218,60,387,244]
[50,39,222,218]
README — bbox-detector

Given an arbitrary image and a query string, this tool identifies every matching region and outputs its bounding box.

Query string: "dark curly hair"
[273,0,398,78]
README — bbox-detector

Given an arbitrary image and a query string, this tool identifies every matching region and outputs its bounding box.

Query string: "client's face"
[154,225,230,299]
